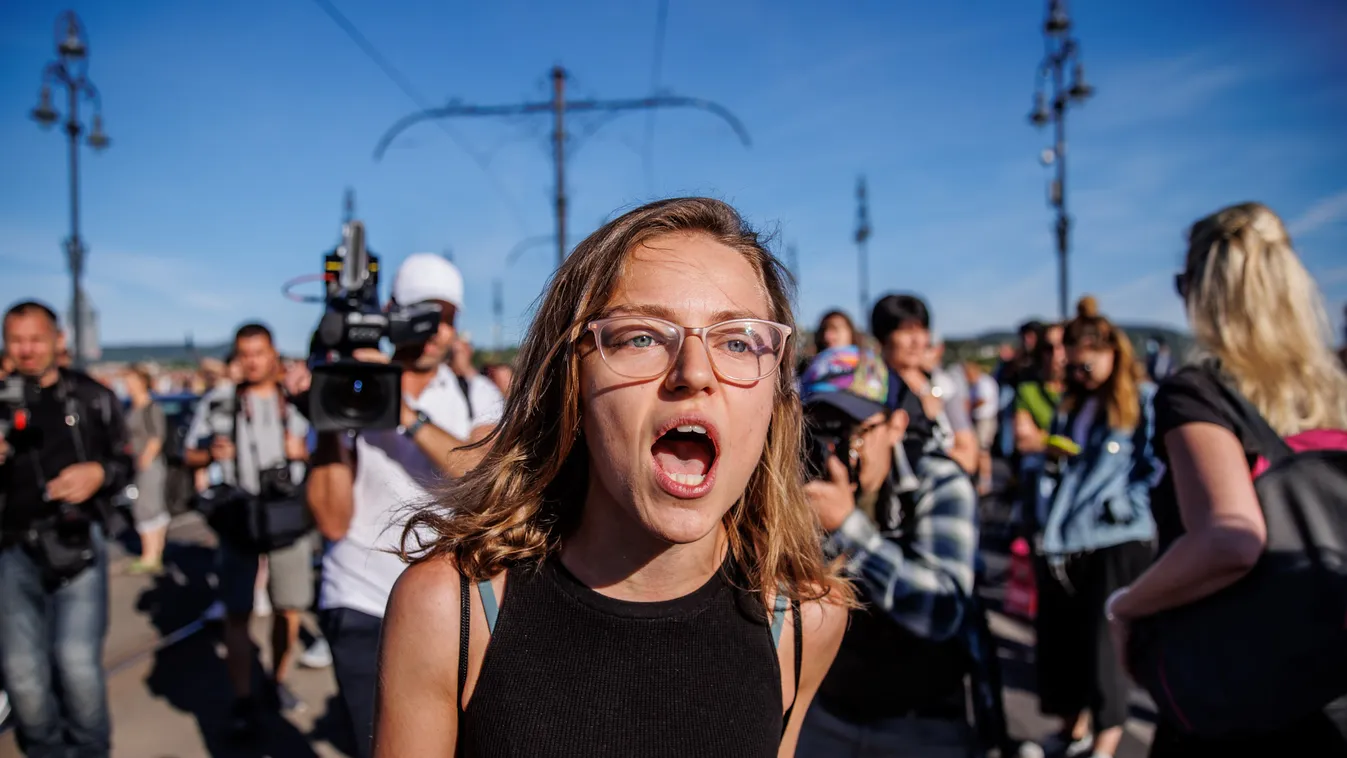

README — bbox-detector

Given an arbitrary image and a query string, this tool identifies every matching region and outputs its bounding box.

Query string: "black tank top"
[457,555,800,758]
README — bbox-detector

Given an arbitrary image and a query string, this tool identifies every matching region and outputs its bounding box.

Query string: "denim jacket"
[1037,382,1161,559]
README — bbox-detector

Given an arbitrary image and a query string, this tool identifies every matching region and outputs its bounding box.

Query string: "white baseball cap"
[391,253,464,310]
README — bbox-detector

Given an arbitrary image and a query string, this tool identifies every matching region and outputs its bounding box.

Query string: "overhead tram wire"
[309,0,534,233]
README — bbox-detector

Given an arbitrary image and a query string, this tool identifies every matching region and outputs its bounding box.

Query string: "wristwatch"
[399,410,430,439]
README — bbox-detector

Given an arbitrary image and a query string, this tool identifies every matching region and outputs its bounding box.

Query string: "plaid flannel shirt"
[824,452,979,643]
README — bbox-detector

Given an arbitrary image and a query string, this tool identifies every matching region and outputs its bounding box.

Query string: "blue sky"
[2,0,1345,355]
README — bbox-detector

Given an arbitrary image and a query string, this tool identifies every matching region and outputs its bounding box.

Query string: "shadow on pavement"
[136,540,321,758]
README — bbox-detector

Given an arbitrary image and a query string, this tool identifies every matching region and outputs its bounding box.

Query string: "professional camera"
[0,374,38,440]
[803,402,861,483]
[306,220,440,431]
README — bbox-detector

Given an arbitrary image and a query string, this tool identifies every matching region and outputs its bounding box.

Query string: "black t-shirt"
[1151,363,1347,751]
[1,382,81,534]
[1150,364,1266,553]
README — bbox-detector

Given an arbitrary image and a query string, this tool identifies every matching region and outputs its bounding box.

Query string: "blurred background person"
[0,301,132,757]
[1032,297,1158,758]
[816,309,861,353]
[483,362,514,397]
[184,323,313,739]
[871,296,979,477]
[1013,322,1066,536]
[1108,202,1347,757]
[124,362,169,574]
[964,360,1000,495]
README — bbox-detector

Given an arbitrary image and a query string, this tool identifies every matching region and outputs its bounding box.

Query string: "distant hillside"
[98,342,230,365]
[945,322,1192,363]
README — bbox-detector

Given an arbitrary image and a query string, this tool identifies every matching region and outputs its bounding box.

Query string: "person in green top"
[1012,322,1066,537]
[1013,323,1066,444]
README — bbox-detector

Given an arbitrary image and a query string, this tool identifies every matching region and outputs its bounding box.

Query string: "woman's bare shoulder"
[386,555,464,634]
[799,586,849,650]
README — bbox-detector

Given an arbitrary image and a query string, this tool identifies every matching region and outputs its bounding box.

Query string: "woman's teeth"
[676,424,708,435]
[668,472,706,486]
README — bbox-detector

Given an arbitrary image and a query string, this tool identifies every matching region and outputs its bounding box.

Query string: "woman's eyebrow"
[600,304,766,323]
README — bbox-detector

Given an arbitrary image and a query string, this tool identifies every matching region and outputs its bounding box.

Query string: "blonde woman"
[374,198,850,757]
[124,363,169,573]
[1107,202,1347,756]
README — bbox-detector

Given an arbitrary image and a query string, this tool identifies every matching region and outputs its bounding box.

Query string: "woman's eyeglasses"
[1174,272,1190,300]
[585,316,792,382]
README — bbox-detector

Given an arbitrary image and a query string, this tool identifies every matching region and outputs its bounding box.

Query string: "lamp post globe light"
[1029,0,1093,321]
[30,10,110,368]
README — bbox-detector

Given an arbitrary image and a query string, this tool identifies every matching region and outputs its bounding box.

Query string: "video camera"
[306,220,440,431]
[0,374,37,441]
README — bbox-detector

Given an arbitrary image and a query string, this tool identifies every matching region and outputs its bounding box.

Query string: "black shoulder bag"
[197,388,313,554]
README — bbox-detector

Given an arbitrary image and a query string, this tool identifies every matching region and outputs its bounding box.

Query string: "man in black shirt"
[0,301,131,758]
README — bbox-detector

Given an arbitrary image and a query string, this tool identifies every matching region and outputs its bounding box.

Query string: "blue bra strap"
[478,579,499,635]
[770,592,789,649]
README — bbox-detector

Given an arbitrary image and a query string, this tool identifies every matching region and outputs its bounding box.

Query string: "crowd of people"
[0,197,1344,758]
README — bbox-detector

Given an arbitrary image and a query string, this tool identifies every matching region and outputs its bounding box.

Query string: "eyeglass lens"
[594,317,786,381]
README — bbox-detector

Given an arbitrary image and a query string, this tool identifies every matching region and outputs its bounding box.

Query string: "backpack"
[1128,382,1347,738]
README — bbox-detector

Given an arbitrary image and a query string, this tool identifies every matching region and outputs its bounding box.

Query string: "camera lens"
[320,370,388,425]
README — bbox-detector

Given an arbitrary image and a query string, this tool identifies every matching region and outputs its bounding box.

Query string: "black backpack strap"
[458,570,470,713]
[457,374,475,423]
[1212,379,1293,466]
[777,598,803,739]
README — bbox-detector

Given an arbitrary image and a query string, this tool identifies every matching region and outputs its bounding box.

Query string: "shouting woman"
[375,198,850,757]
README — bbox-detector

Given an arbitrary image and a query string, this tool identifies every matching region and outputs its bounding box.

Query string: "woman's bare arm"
[373,558,465,757]
[1111,422,1266,619]
[777,592,848,757]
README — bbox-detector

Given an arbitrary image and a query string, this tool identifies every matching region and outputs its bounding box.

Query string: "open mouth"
[650,419,719,497]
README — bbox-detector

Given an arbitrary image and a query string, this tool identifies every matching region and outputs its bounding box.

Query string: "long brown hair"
[1062,296,1141,430]
[401,197,851,610]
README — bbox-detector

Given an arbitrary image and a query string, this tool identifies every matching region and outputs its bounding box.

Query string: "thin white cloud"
[1288,190,1347,238]
[1088,55,1251,132]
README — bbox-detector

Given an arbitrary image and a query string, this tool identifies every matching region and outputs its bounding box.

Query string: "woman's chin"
[639,499,728,546]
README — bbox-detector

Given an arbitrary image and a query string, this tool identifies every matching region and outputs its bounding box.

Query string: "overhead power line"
[309,0,533,232]
[373,65,750,269]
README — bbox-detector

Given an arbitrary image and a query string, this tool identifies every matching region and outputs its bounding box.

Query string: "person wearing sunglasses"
[1031,296,1159,758]
[1110,202,1347,757]
[372,198,850,758]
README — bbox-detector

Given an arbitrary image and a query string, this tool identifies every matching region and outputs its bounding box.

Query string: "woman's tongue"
[652,437,713,482]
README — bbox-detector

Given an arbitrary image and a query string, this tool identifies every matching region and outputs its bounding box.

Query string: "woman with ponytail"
[1030,296,1160,758]
[1106,202,1347,756]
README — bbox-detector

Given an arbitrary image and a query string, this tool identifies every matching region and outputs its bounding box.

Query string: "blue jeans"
[0,524,110,758]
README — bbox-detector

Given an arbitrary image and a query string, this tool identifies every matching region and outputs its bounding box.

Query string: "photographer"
[0,301,131,757]
[303,253,503,758]
[183,322,312,740]
[799,346,984,757]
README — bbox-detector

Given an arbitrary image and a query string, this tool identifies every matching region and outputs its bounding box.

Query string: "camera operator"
[183,322,312,740]
[0,301,131,757]
[303,253,503,758]
[799,345,986,757]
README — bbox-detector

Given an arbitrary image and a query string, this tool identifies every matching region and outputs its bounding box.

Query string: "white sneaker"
[299,637,333,669]
[203,600,226,622]
[1037,733,1093,758]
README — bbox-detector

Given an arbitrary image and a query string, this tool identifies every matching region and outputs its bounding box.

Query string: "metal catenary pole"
[373,65,751,270]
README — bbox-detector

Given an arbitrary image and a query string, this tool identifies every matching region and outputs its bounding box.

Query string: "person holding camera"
[303,253,504,758]
[799,345,984,757]
[0,301,132,757]
[183,322,312,740]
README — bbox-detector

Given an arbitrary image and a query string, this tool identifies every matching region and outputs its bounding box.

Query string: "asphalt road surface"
[2,496,1156,757]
